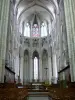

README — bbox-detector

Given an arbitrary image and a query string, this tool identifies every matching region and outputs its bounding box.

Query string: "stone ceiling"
[15,0,59,25]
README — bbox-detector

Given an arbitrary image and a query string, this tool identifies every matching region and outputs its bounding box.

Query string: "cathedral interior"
[0,0,75,100]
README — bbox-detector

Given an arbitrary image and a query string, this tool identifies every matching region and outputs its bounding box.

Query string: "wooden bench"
[62,88,75,100]
[0,88,28,100]
[67,82,75,88]
[0,83,28,100]
[48,88,75,100]
[0,83,16,88]
[48,88,63,100]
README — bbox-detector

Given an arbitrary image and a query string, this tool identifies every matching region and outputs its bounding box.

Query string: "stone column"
[0,1,2,23]
[0,0,10,83]
[39,56,42,82]
[64,0,75,81]
[39,22,42,82]
[56,14,64,70]
[20,55,24,84]
[29,21,33,82]
[30,56,33,82]
[22,21,24,35]
[24,56,29,84]
[52,54,58,84]
[48,56,52,84]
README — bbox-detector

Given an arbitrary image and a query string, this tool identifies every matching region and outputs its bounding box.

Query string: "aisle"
[28,96,49,100]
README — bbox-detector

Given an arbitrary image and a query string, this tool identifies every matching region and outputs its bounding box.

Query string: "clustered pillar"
[0,0,10,83]
[64,0,75,81]
[39,55,42,82]
[48,56,52,84]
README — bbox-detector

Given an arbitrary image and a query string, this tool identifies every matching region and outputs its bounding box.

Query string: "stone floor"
[28,91,51,100]
[28,96,49,100]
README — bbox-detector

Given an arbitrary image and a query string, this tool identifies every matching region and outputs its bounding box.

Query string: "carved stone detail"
[24,38,30,47]
[32,39,39,47]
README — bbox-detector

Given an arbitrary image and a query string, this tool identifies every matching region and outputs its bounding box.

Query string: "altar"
[31,82,44,90]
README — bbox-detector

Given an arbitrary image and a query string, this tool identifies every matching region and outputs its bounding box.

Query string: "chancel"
[0,0,75,100]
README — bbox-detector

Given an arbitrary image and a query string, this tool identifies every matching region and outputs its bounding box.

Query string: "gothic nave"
[0,0,75,99]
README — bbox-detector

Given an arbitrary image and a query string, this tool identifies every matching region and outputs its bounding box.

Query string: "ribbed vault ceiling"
[16,0,58,24]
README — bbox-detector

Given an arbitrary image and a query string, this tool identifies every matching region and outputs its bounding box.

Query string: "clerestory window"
[41,22,47,37]
[24,23,30,37]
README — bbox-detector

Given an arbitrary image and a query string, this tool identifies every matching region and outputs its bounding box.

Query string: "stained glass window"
[32,24,40,37]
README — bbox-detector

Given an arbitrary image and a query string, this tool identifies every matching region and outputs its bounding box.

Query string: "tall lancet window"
[41,22,47,37]
[24,23,30,37]
[32,15,39,37]
[34,57,38,80]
